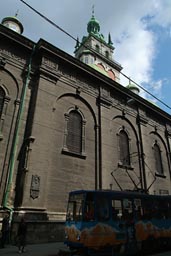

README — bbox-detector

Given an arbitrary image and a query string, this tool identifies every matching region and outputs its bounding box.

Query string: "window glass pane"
[154,144,163,174]
[134,199,142,220]
[105,51,109,58]
[95,45,100,52]
[112,199,122,220]
[123,199,133,221]
[119,130,130,165]
[66,193,84,221]
[85,56,88,64]
[96,196,109,221]
[142,199,153,220]
[84,193,94,221]
[0,87,5,117]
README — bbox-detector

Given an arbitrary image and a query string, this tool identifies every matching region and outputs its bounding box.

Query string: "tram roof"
[69,189,171,200]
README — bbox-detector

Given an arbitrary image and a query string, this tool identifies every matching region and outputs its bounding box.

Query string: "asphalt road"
[1,243,171,256]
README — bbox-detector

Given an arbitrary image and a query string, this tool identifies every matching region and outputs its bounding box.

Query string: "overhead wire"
[19,0,171,111]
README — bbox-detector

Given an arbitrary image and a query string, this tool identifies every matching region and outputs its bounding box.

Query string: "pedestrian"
[1,213,10,248]
[17,218,27,253]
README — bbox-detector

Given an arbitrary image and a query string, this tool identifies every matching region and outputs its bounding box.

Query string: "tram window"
[123,199,133,221]
[159,200,169,219]
[167,202,171,218]
[112,200,122,220]
[158,200,171,219]
[66,201,74,221]
[66,194,84,221]
[151,201,159,219]
[134,199,142,220]
[97,196,109,221]
[142,199,153,219]
[84,193,95,221]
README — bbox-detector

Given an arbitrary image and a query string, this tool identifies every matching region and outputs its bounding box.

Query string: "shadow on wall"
[11,212,65,244]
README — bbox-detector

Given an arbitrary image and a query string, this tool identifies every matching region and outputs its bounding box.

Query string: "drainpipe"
[98,87,102,190]
[165,126,171,180]
[136,107,147,192]
[2,44,36,218]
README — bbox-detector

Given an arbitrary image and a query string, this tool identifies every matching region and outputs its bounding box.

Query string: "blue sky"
[1,0,171,114]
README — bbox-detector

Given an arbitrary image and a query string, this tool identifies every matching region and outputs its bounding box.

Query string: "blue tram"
[64,190,171,255]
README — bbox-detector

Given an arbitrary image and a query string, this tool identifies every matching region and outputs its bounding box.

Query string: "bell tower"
[74,8,122,82]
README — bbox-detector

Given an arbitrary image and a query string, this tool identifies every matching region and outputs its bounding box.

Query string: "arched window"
[95,44,100,53]
[153,143,163,175]
[0,87,5,118]
[105,51,109,58]
[65,110,83,154]
[119,130,130,166]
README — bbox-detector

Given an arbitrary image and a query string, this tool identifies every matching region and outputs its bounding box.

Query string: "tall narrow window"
[66,110,82,154]
[105,51,109,58]
[153,143,163,175]
[119,130,130,166]
[0,87,5,118]
[84,56,89,64]
[95,44,100,53]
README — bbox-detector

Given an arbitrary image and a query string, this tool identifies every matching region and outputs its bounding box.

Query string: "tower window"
[105,51,109,58]
[84,56,89,64]
[90,57,94,64]
[95,44,100,53]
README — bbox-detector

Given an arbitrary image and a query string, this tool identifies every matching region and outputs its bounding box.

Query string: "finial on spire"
[92,4,95,17]
[15,10,19,17]
[108,33,113,46]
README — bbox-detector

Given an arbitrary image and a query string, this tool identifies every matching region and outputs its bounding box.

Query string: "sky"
[0,0,171,114]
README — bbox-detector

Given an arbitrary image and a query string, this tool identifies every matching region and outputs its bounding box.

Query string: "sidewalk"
[0,242,70,256]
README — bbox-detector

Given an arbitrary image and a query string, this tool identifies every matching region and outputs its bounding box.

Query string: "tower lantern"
[1,12,24,34]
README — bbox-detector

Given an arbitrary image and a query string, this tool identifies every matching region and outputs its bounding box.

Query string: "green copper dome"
[1,15,24,34]
[87,15,100,35]
[126,82,140,94]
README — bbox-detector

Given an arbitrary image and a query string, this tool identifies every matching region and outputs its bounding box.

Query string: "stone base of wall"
[11,220,65,244]
[9,210,65,244]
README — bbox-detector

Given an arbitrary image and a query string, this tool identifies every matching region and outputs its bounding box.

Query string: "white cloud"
[106,0,171,102]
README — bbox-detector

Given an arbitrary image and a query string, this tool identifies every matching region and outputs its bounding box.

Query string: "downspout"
[98,87,102,190]
[136,107,147,192]
[165,126,171,180]
[3,44,36,218]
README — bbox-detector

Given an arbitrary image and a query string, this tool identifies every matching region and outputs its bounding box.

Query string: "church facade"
[0,13,171,243]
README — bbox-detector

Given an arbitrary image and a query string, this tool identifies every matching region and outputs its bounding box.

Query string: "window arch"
[119,130,130,166]
[0,87,5,118]
[153,142,163,175]
[107,69,115,80]
[63,108,86,157]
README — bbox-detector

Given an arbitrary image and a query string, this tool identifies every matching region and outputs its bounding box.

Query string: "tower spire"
[92,4,95,16]
[15,9,19,17]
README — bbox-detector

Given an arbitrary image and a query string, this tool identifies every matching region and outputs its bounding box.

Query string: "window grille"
[66,110,82,154]
[119,130,130,166]
[153,143,163,175]
[0,87,5,118]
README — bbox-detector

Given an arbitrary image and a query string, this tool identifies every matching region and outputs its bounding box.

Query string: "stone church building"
[0,13,171,243]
